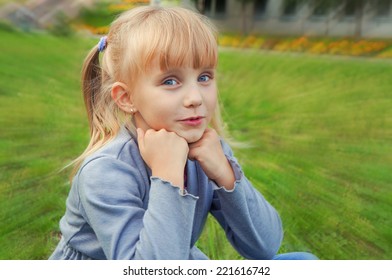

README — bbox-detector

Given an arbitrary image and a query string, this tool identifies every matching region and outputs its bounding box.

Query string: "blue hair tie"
[98,36,108,52]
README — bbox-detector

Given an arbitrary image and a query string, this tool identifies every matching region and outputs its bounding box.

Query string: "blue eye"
[163,79,178,86]
[198,75,211,83]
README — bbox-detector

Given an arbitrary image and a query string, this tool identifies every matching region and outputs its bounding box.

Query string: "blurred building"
[197,0,392,38]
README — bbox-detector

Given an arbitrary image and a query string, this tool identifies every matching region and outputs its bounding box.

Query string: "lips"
[179,116,205,126]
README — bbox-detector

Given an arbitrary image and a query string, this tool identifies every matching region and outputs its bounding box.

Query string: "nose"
[183,84,203,108]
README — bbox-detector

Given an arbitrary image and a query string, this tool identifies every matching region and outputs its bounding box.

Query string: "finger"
[188,142,202,159]
[188,139,202,149]
[187,148,197,161]
[188,130,208,149]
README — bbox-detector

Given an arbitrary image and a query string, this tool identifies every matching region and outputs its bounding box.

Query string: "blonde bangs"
[124,7,218,75]
[157,24,218,71]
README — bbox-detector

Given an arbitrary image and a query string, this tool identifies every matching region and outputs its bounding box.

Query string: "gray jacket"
[49,128,283,260]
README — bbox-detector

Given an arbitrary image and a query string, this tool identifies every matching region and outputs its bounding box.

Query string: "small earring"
[130,108,135,114]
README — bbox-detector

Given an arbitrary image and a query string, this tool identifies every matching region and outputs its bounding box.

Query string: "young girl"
[50,5,316,260]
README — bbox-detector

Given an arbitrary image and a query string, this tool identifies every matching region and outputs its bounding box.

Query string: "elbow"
[268,213,284,258]
[233,226,283,260]
[252,231,283,260]
[247,216,284,260]
[265,228,284,259]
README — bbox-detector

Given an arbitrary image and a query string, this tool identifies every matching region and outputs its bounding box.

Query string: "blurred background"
[0,0,391,259]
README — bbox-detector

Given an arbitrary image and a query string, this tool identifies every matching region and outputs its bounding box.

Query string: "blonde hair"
[72,5,227,177]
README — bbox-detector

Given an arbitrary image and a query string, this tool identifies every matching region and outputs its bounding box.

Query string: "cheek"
[143,108,165,125]
[206,90,218,113]
[142,99,174,127]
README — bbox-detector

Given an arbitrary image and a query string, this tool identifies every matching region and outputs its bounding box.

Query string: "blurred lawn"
[0,29,391,259]
[0,30,90,259]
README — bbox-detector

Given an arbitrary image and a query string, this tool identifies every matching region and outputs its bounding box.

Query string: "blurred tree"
[337,0,369,38]
[306,0,341,36]
[49,11,74,37]
[193,0,391,38]
[307,0,392,38]
[349,0,391,38]
[194,0,206,13]
[237,0,255,35]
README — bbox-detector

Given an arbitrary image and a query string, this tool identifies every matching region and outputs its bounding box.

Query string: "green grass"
[197,50,392,259]
[0,30,391,259]
[0,29,91,259]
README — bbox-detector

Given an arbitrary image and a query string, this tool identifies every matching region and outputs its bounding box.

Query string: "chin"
[182,131,204,144]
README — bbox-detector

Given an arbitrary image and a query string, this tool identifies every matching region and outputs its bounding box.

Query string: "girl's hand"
[137,128,189,189]
[188,128,235,190]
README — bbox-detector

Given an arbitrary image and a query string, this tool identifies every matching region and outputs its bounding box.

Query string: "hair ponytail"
[81,46,101,138]
[69,43,122,179]
[66,46,103,179]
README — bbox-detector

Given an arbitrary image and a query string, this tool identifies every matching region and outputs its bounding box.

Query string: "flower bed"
[219,35,392,58]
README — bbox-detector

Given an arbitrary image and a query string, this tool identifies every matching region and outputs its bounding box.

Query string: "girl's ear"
[111,82,137,114]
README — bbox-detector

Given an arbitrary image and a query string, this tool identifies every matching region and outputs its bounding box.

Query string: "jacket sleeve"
[209,141,283,259]
[77,156,198,260]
